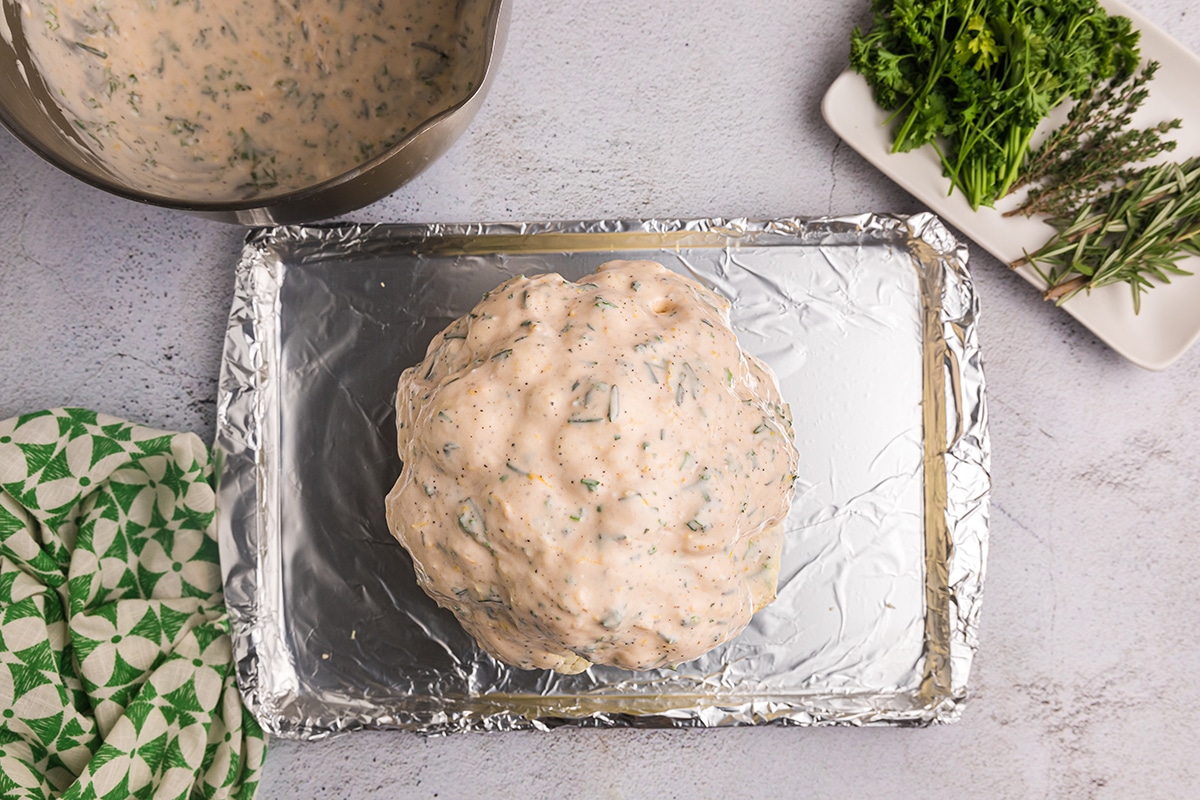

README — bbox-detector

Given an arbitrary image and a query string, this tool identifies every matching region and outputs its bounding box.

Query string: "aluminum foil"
[214,214,990,738]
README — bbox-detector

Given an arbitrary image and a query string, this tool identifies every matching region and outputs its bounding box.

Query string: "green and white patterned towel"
[0,409,266,800]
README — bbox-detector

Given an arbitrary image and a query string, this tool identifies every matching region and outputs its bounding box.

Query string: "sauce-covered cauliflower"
[385,260,798,673]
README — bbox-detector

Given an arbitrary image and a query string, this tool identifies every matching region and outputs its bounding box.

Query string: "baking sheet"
[214,214,990,738]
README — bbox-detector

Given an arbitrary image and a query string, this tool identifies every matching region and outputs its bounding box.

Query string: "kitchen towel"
[0,408,265,799]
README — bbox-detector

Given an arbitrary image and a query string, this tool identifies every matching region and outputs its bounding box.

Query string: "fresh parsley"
[850,0,1140,209]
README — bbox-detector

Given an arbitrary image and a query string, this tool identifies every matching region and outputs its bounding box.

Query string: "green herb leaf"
[457,499,490,549]
[850,0,1140,209]
[1014,157,1200,313]
[1008,62,1180,218]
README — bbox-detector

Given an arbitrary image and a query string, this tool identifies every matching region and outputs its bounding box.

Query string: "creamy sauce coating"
[385,261,800,673]
[7,0,483,199]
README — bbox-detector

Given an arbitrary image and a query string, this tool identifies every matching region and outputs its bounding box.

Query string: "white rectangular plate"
[822,0,1200,370]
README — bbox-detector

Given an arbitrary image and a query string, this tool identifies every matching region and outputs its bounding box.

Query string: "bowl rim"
[0,0,509,218]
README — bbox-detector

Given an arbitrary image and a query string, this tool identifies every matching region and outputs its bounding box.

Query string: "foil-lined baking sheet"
[214,214,990,738]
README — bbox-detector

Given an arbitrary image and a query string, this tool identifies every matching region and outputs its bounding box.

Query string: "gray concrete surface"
[2,1,1199,798]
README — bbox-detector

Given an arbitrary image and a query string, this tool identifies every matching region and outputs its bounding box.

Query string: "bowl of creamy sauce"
[0,0,507,222]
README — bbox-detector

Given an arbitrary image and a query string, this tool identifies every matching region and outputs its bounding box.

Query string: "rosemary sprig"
[1011,157,1200,312]
[1007,62,1181,218]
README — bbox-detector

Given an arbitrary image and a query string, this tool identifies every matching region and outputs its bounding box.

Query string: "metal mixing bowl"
[0,0,509,225]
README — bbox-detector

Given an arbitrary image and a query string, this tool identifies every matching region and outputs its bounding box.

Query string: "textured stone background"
[2,1,1198,798]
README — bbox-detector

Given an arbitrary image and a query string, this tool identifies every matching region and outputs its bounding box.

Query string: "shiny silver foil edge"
[906,211,990,723]
[215,213,991,736]
[216,239,284,731]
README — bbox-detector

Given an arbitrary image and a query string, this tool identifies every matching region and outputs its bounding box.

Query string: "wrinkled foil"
[214,214,990,738]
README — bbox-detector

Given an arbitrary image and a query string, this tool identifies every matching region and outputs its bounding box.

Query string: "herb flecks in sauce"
[385,261,799,674]
[13,0,485,200]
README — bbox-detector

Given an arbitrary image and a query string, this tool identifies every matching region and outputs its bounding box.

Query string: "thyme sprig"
[1006,61,1181,218]
[1011,157,1200,312]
